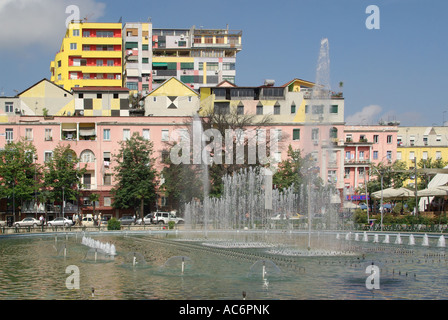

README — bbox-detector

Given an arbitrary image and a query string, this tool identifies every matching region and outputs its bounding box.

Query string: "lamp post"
[62,186,65,219]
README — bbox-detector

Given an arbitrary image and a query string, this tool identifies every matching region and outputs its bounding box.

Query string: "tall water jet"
[373,234,379,243]
[383,234,390,244]
[437,235,446,248]
[422,234,429,247]
[409,234,415,246]
[395,234,402,245]
[362,232,368,242]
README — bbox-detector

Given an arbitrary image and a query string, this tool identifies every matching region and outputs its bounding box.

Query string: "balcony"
[344,159,372,166]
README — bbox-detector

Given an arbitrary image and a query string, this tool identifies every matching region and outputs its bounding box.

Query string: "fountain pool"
[0,230,448,300]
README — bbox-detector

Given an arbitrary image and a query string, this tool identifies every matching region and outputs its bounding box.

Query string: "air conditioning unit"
[152,70,157,75]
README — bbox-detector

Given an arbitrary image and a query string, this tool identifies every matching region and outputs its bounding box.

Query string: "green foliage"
[353,209,368,224]
[42,144,86,215]
[107,218,121,230]
[0,139,40,218]
[111,132,157,217]
[168,220,175,230]
[160,146,203,210]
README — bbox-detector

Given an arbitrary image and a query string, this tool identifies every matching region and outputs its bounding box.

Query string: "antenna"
[83,13,94,22]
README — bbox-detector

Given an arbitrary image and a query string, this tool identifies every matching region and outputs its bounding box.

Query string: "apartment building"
[50,21,123,91]
[199,78,346,189]
[343,125,398,194]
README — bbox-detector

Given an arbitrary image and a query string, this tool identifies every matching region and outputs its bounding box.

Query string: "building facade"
[50,21,124,91]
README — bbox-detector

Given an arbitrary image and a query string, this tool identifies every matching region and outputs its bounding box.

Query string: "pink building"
[343,125,398,195]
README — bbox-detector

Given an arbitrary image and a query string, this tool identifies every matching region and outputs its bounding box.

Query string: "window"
[344,168,351,179]
[142,58,149,64]
[107,60,114,66]
[222,63,235,70]
[256,103,263,115]
[5,102,13,113]
[161,129,169,141]
[142,129,150,140]
[330,105,338,114]
[70,43,77,50]
[44,151,53,163]
[123,129,130,140]
[103,197,111,207]
[126,82,138,90]
[329,127,338,139]
[293,129,300,141]
[373,135,379,144]
[359,151,364,160]
[96,59,103,66]
[97,93,102,99]
[409,151,415,160]
[345,151,351,160]
[25,128,33,141]
[113,93,119,99]
[312,128,319,141]
[103,174,112,186]
[96,31,114,38]
[45,129,52,141]
[437,135,442,142]
[387,135,392,144]
[73,29,79,36]
[328,170,337,183]
[436,151,442,160]
[272,129,282,141]
[373,151,378,160]
[273,104,280,115]
[422,151,428,160]
[387,151,392,161]
[206,62,219,71]
[80,150,95,163]
[5,128,13,142]
[237,104,244,115]
[291,103,296,114]
[83,31,90,37]
[397,151,402,160]
[423,136,428,145]
[103,129,110,141]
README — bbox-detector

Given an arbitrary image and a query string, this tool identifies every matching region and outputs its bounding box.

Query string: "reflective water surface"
[0,231,447,300]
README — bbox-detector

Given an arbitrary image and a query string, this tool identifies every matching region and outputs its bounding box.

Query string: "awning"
[62,128,77,132]
[79,128,96,136]
[153,62,168,67]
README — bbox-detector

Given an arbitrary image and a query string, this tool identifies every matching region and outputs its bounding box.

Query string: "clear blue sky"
[0,0,446,126]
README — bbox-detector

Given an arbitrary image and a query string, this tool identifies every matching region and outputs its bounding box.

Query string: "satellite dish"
[80,110,84,115]
[67,111,72,116]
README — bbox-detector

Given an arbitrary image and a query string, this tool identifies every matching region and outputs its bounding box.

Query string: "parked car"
[270,213,303,220]
[152,212,184,224]
[119,216,135,225]
[14,217,42,228]
[81,216,94,227]
[47,217,74,227]
[136,214,152,225]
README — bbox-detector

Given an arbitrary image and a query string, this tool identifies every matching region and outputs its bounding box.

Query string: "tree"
[199,107,274,197]
[273,145,317,192]
[89,192,100,219]
[111,132,158,219]
[160,152,203,212]
[417,157,447,189]
[43,144,86,217]
[0,139,40,221]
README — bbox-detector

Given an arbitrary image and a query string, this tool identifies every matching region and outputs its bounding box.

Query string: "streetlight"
[62,186,65,219]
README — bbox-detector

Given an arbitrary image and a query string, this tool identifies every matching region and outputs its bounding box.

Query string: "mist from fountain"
[409,234,416,246]
[437,235,446,248]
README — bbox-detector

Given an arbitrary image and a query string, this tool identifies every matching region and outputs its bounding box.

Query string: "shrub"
[168,221,175,230]
[107,218,121,230]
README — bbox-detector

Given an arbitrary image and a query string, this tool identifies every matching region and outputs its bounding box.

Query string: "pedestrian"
[39,215,44,226]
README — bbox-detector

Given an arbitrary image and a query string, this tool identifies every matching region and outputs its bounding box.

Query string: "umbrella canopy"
[371,187,414,200]
[417,186,448,197]
[343,201,359,209]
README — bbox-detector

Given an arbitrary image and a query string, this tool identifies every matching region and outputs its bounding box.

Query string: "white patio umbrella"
[371,187,414,200]
[417,186,448,197]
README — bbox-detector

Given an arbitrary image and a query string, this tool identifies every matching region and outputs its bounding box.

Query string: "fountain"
[373,234,379,243]
[383,234,390,244]
[422,234,429,247]
[395,234,402,245]
[409,234,416,246]
[437,235,446,248]
[161,256,193,275]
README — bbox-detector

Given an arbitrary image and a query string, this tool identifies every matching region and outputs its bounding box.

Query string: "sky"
[0,0,447,126]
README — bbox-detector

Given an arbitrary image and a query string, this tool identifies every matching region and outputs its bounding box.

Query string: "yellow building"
[50,21,123,91]
[397,126,448,186]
